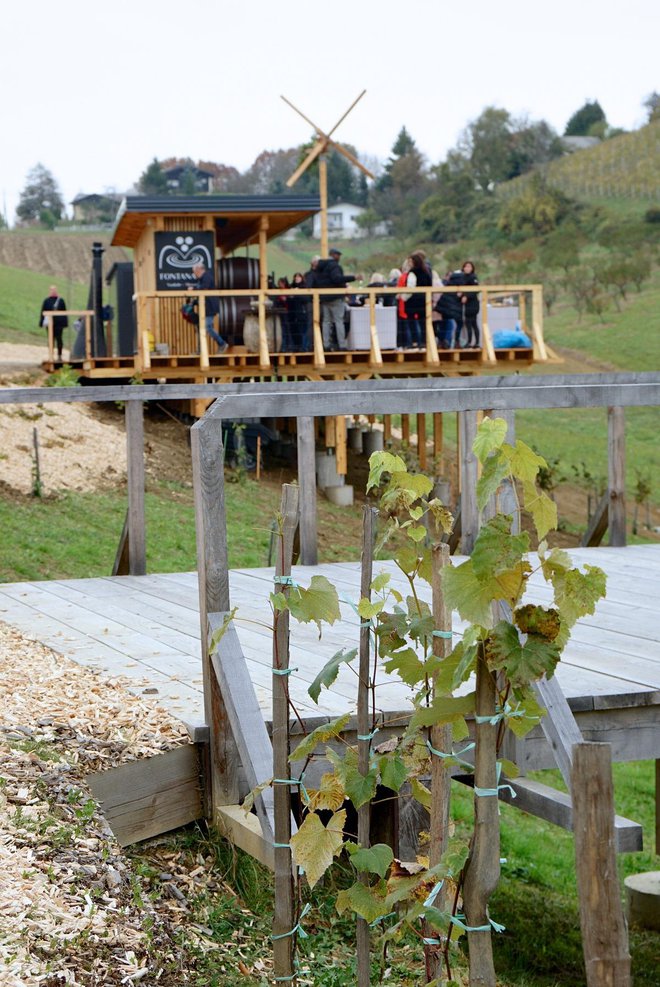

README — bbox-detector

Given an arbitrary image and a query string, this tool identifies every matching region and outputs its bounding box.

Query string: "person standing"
[40,285,68,361]
[188,262,227,353]
[404,251,432,348]
[289,272,309,351]
[315,248,354,351]
[460,260,480,348]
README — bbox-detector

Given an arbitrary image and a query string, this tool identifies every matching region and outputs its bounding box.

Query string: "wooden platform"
[0,546,658,770]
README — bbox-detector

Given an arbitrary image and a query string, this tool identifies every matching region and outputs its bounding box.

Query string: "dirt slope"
[0,233,130,283]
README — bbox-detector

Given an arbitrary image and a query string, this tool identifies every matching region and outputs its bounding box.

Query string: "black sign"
[154,232,215,290]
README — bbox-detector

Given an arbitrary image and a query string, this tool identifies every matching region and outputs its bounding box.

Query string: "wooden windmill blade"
[325,89,367,140]
[286,140,327,188]
[280,94,328,140]
[326,139,375,180]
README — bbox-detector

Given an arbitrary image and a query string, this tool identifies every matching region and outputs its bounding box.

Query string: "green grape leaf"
[396,545,421,575]
[502,440,547,483]
[441,561,497,627]
[384,647,426,687]
[371,572,391,594]
[411,778,432,810]
[498,758,519,779]
[288,575,341,634]
[367,451,407,492]
[476,454,511,512]
[358,597,385,620]
[390,470,434,498]
[346,842,394,878]
[289,713,351,762]
[208,607,238,655]
[522,479,558,541]
[328,747,378,809]
[435,640,478,693]
[336,881,389,922]
[407,524,428,544]
[410,505,425,521]
[290,809,346,888]
[270,591,287,611]
[485,621,561,688]
[452,717,470,741]
[409,693,475,731]
[506,689,547,737]
[379,753,408,793]
[242,777,272,815]
[472,416,508,464]
[308,648,358,704]
[417,546,433,585]
[471,515,530,582]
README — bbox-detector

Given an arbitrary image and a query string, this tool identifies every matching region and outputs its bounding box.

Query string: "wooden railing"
[42,309,94,362]
[132,284,545,370]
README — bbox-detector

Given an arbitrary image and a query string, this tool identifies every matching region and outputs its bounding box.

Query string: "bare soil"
[0,233,129,283]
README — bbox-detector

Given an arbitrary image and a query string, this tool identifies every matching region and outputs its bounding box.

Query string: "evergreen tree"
[16,164,64,226]
[138,158,168,194]
[372,127,429,236]
[564,100,606,136]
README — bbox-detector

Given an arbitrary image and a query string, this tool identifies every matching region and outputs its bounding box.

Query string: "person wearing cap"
[315,248,354,350]
[39,285,68,361]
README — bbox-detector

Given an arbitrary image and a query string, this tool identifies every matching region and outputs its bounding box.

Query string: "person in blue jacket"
[188,262,227,353]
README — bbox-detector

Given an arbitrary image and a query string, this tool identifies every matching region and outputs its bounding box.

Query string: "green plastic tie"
[357,728,379,742]
[272,902,311,941]
[273,666,298,676]
[426,739,475,768]
[432,630,453,639]
[450,913,505,934]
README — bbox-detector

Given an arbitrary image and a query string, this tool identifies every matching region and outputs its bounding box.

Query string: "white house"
[312,201,387,239]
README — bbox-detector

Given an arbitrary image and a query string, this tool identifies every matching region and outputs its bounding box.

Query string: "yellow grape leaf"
[306,772,345,812]
[290,809,346,888]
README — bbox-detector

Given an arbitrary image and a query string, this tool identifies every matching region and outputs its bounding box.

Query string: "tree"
[564,100,606,136]
[372,127,429,236]
[16,164,64,226]
[497,177,573,239]
[458,107,514,191]
[138,158,168,195]
[643,91,660,123]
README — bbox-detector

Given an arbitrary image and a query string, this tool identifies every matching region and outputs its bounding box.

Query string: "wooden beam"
[208,616,275,842]
[433,413,443,462]
[297,416,318,565]
[319,155,328,257]
[335,415,347,475]
[533,674,584,790]
[111,510,130,576]
[125,401,146,576]
[401,414,410,444]
[216,804,274,871]
[608,406,626,547]
[417,413,427,472]
[458,410,479,554]
[87,745,202,847]
[572,743,631,986]
[581,491,609,548]
[190,417,239,809]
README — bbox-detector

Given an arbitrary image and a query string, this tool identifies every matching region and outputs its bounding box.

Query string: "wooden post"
[312,292,325,365]
[325,415,337,449]
[357,506,377,987]
[272,485,299,983]
[425,543,452,982]
[531,285,548,361]
[125,401,146,576]
[319,156,329,257]
[459,410,479,554]
[45,314,54,362]
[84,313,92,360]
[433,413,443,464]
[519,292,527,335]
[571,743,631,987]
[401,414,410,445]
[416,413,427,472]
[335,415,347,475]
[297,416,318,566]
[190,417,239,810]
[383,415,392,444]
[199,296,210,369]
[424,290,439,364]
[462,653,499,987]
[259,217,270,367]
[608,406,626,547]
[368,293,382,365]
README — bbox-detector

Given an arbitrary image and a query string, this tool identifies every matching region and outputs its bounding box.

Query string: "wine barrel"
[243,313,282,353]
[217,297,253,345]
[216,257,260,290]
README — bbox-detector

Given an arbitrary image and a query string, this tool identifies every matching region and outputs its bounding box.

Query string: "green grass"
[0,263,88,343]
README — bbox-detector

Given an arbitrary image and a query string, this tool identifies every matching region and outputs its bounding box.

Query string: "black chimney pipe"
[92,241,107,356]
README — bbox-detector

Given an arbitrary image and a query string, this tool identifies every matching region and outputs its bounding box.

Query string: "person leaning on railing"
[189,262,228,354]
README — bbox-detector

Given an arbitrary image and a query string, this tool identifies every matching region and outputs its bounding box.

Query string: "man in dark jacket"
[189,262,227,353]
[315,248,354,350]
[40,285,68,360]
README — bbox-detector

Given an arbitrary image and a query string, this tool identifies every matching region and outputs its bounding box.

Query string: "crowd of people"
[271,250,481,353]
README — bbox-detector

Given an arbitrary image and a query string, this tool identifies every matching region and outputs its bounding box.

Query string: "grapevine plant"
[245,417,606,986]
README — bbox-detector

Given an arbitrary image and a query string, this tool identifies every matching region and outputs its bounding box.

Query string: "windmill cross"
[281,91,375,255]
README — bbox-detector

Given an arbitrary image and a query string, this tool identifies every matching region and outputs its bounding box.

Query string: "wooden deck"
[0,546,659,770]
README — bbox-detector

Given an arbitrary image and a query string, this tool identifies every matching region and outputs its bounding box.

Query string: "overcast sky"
[2,0,657,223]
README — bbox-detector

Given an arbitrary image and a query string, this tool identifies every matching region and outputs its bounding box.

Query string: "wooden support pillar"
[335,415,347,475]
[416,413,427,472]
[401,413,410,445]
[608,406,626,547]
[125,401,146,576]
[319,155,328,258]
[297,416,318,566]
[383,414,392,443]
[433,412,443,462]
[571,743,631,987]
[258,217,270,366]
[459,410,479,554]
[190,417,239,810]
[325,415,337,449]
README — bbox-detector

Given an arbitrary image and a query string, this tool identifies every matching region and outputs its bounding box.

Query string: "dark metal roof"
[120,194,321,214]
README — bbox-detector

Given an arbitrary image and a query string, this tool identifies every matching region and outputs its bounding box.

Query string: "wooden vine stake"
[272,484,299,983]
[424,542,452,983]
[357,505,377,986]
[462,651,499,987]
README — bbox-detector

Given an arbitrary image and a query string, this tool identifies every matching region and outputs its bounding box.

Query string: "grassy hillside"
[501,121,660,203]
[0,264,90,344]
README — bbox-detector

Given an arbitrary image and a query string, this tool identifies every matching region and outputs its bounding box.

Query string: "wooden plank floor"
[1,547,659,756]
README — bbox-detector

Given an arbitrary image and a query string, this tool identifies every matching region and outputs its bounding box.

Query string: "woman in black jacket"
[459,260,480,348]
